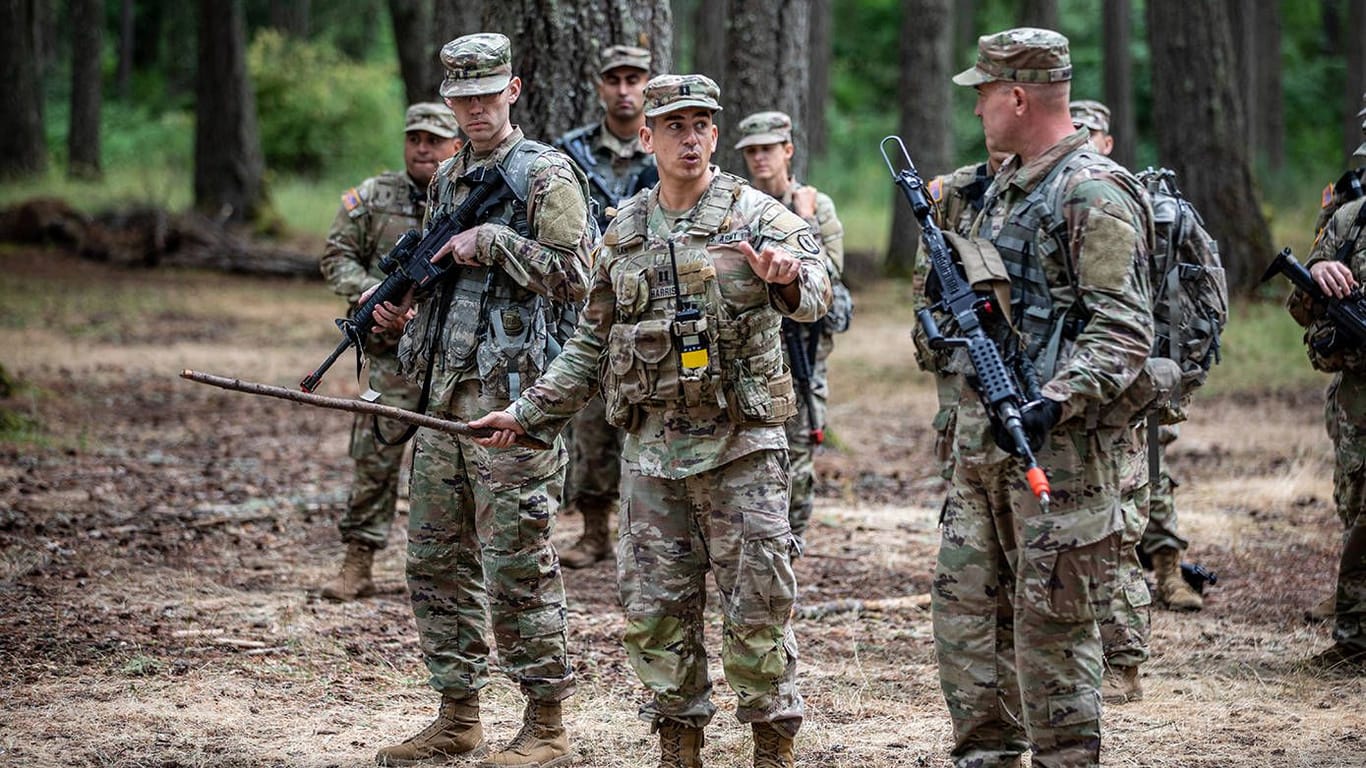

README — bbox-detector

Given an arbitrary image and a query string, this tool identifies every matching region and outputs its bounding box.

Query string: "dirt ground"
[1,245,1364,767]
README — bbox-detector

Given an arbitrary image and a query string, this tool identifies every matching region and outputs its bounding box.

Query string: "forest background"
[3,0,1363,292]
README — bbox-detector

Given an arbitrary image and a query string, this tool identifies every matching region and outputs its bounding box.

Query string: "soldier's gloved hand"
[1019,398,1062,452]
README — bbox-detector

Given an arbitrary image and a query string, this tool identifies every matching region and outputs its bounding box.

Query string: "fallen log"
[179,369,549,449]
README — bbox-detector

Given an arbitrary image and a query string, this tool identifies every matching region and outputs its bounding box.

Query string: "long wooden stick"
[179,369,549,449]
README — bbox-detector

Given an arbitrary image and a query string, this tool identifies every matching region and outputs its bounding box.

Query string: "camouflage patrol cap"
[952,27,1072,87]
[733,111,793,149]
[642,74,723,118]
[1070,100,1111,133]
[405,102,459,138]
[599,44,651,75]
[439,33,512,98]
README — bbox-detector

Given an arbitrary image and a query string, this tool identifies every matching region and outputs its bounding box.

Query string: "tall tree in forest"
[806,0,832,159]
[269,0,310,37]
[194,0,266,224]
[1347,0,1366,164]
[694,0,729,91]
[1017,0,1058,29]
[886,0,952,277]
[0,0,47,179]
[1228,0,1283,170]
[69,0,104,179]
[1102,0,1135,168]
[116,0,134,99]
[1149,0,1271,294]
[389,0,481,106]
[481,0,673,141]
[955,0,978,55]
[715,0,811,179]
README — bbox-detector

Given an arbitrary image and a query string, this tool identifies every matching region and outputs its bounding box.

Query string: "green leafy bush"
[249,30,404,178]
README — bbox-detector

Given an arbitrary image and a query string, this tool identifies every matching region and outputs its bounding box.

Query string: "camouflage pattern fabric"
[617,448,801,729]
[933,127,1153,767]
[1304,200,1366,652]
[505,169,831,732]
[1102,423,1153,669]
[776,184,845,546]
[320,170,426,548]
[397,128,590,700]
[407,382,573,700]
[917,162,994,480]
[953,27,1073,87]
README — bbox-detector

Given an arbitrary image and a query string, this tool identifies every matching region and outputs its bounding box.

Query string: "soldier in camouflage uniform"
[734,110,848,552]
[1288,195,1366,670]
[919,151,1008,480]
[471,74,832,768]
[553,44,658,569]
[931,29,1154,767]
[365,34,594,768]
[318,103,460,602]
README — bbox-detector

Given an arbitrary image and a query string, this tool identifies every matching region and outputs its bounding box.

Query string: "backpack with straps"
[1137,167,1228,420]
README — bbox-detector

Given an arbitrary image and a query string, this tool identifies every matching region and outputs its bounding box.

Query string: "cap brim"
[440,73,512,98]
[734,132,788,150]
[406,121,458,139]
[644,99,722,118]
[952,67,993,86]
[599,61,649,75]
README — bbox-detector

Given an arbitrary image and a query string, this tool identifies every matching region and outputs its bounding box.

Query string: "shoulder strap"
[497,138,554,204]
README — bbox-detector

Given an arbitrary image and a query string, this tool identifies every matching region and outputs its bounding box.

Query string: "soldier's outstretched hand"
[468,409,525,449]
[730,239,799,286]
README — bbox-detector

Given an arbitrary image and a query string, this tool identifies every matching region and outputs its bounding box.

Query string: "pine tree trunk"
[886,0,952,277]
[0,0,48,180]
[694,0,729,95]
[194,0,266,225]
[1347,0,1366,164]
[1254,1,1283,170]
[269,0,310,37]
[68,0,103,180]
[1017,0,1058,29]
[716,0,810,180]
[388,0,436,105]
[1148,0,1271,295]
[805,0,832,159]
[1102,0,1135,169]
[116,0,134,99]
[481,0,672,142]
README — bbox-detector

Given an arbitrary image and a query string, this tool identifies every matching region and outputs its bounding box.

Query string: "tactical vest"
[599,172,797,430]
[556,123,658,228]
[348,172,426,279]
[408,139,584,400]
[981,148,1126,379]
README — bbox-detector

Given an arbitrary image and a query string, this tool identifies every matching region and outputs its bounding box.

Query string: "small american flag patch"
[342,188,363,212]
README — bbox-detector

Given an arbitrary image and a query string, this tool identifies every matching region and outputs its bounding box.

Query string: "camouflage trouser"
[1140,423,1189,555]
[932,426,1122,768]
[340,346,421,549]
[932,373,964,482]
[1327,381,1366,650]
[405,382,574,702]
[564,392,623,509]
[617,448,803,734]
[784,380,827,550]
[1102,425,1153,669]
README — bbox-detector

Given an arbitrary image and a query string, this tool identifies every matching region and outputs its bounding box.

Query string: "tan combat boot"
[656,721,704,768]
[375,692,486,766]
[480,699,573,767]
[559,502,613,569]
[321,542,376,601]
[1152,547,1203,611]
[1306,592,1336,623]
[751,722,795,768]
[1101,664,1143,704]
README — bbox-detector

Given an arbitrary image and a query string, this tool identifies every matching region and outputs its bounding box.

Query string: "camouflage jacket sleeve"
[475,152,592,304]
[813,190,845,276]
[1039,176,1155,419]
[506,248,614,444]
[752,194,833,322]
[320,180,380,305]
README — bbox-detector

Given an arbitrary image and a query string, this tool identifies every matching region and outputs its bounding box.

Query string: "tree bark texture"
[1347,0,1366,164]
[1017,0,1058,30]
[481,0,673,142]
[116,0,134,99]
[389,0,481,106]
[194,0,266,225]
[1228,0,1284,170]
[694,0,730,94]
[715,0,811,180]
[806,0,832,159]
[886,0,952,278]
[0,0,48,180]
[269,0,310,37]
[68,0,104,180]
[1148,0,1271,295]
[1102,0,1135,169]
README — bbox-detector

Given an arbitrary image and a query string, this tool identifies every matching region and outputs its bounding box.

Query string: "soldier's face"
[641,108,718,184]
[974,81,1022,155]
[444,77,521,151]
[404,130,459,188]
[742,142,793,185]
[598,68,647,122]
[1088,129,1114,156]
